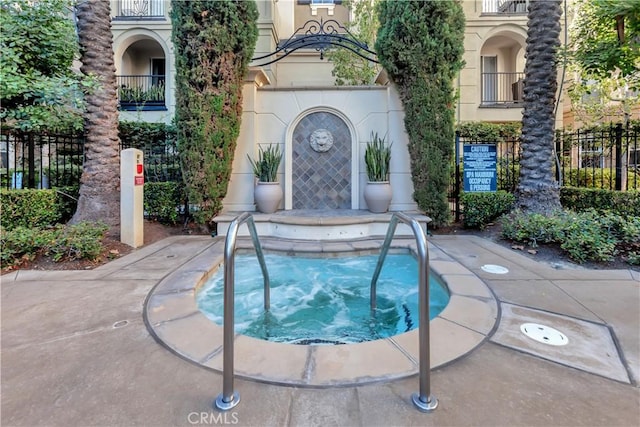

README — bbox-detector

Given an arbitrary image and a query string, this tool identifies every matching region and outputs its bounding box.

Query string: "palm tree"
[516,0,563,214]
[71,0,121,232]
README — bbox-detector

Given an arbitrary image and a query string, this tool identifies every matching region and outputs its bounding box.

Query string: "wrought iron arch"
[251,18,378,66]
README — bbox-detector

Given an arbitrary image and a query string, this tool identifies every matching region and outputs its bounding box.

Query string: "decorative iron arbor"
[251,18,378,66]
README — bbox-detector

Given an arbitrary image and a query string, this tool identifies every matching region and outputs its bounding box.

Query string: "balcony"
[117,75,166,111]
[114,0,165,19]
[481,72,524,106]
[482,0,529,15]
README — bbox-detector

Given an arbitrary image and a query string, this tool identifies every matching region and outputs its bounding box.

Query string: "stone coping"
[144,237,498,387]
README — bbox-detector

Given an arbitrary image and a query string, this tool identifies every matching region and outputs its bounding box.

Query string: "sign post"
[121,148,144,248]
[463,144,497,192]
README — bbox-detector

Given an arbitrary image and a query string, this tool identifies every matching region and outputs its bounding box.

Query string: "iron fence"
[0,132,84,190]
[450,124,639,220]
[115,0,165,18]
[481,0,529,15]
[481,72,525,105]
[555,124,639,191]
[0,130,181,190]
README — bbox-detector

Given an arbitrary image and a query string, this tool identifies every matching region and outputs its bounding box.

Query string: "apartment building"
[110,0,560,212]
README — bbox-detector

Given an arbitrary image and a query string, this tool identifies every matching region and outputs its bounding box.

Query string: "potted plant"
[247,144,283,213]
[363,132,392,213]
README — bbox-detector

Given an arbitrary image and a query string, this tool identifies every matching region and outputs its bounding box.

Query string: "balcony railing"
[116,0,165,18]
[117,75,166,110]
[481,72,525,106]
[482,0,529,15]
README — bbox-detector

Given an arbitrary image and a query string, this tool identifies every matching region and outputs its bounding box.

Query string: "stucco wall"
[221,84,417,213]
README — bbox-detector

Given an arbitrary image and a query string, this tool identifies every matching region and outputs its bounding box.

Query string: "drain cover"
[520,323,568,346]
[481,264,509,274]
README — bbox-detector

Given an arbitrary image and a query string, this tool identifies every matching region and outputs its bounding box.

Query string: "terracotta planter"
[254,181,282,213]
[364,181,392,213]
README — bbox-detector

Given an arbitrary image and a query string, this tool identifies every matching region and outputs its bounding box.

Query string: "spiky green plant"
[364,132,391,182]
[248,144,282,182]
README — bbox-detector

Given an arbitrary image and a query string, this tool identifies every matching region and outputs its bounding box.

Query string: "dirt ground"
[6,219,638,273]
[431,221,637,271]
[3,221,191,273]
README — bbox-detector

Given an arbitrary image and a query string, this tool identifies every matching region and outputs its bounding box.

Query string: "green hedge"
[562,168,640,190]
[560,187,640,217]
[2,183,184,231]
[501,209,640,265]
[457,122,521,141]
[144,182,186,225]
[1,222,108,269]
[375,0,465,226]
[0,189,63,230]
[461,191,515,229]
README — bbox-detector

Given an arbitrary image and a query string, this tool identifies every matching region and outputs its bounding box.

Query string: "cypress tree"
[171,0,258,226]
[375,0,465,226]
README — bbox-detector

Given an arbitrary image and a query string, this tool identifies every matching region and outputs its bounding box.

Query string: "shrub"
[461,191,515,229]
[560,210,618,263]
[376,0,465,226]
[172,1,258,226]
[501,211,566,247]
[0,189,62,230]
[144,182,186,225]
[52,186,80,223]
[560,187,640,217]
[457,122,521,141]
[44,222,108,262]
[562,168,640,190]
[0,226,50,268]
[0,222,107,269]
[501,209,640,264]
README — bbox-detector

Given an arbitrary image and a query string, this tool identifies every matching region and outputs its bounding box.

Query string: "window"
[481,56,498,104]
[298,0,342,16]
[150,58,165,87]
[629,148,639,167]
[579,133,604,168]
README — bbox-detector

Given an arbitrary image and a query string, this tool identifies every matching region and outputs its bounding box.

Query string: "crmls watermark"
[187,411,239,425]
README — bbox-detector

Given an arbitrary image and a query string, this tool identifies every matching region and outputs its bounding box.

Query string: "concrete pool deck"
[1,233,639,426]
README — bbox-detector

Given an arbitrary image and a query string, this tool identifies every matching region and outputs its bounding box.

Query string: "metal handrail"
[370,212,438,412]
[215,212,270,411]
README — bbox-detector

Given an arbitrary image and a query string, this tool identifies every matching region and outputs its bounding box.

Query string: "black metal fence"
[555,124,639,191]
[0,130,181,190]
[0,132,84,189]
[5,124,638,219]
[450,123,640,220]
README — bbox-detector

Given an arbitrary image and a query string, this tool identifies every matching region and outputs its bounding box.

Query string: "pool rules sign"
[463,144,497,192]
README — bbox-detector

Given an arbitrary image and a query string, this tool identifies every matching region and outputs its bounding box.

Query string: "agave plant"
[364,132,392,182]
[247,144,282,182]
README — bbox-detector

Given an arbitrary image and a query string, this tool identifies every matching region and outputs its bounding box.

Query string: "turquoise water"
[197,253,450,345]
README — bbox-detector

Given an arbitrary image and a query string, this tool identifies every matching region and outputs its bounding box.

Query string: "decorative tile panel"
[292,112,351,209]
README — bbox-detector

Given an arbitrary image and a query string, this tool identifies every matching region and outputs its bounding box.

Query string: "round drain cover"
[481,264,509,274]
[520,323,568,346]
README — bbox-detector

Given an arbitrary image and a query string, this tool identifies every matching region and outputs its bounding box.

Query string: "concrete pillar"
[120,148,144,248]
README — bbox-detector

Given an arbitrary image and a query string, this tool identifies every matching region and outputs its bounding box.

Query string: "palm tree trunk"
[516,0,562,214]
[71,0,121,233]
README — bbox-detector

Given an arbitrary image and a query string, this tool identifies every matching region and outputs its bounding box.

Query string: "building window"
[579,133,604,168]
[298,0,342,16]
[629,148,639,168]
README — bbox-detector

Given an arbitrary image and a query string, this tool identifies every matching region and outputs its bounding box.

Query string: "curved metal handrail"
[370,212,438,412]
[215,212,270,411]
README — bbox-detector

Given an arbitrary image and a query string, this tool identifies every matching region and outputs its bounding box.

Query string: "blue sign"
[463,144,497,192]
